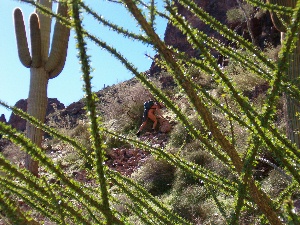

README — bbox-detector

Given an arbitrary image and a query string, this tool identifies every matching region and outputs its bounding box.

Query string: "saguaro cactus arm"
[37,0,52,63]
[13,8,31,68]
[29,13,42,68]
[267,0,294,32]
[45,3,70,78]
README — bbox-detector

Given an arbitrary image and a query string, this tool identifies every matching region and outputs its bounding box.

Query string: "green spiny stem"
[0,121,122,224]
[71,2,121,224]
[0,190,39,225]
[122,0,282,224]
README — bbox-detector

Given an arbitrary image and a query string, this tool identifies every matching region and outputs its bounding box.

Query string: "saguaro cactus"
[14,0,70,176]
[267,0,300,147]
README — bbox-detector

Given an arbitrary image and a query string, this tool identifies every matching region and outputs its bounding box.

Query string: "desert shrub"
[224,50,267,92]
[99,79,152,127]
[261,170,291,198]
[171,142,212,190]
[169,122,192,147]
[131,156,175,196]
[110,190,133,217]
[184,65,215,89]
[58,149,83,172]
[173,167,204,191]
[104,135,131,149]
[120,101,145,133]
[169,114,204,148]
[167,185,210,223]
[226,3,255,24]
[71,121,90,138]
[185,142,233,182]
[227,8,243,24]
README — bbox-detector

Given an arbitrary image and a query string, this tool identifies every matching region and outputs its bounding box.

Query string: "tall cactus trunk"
[267,0,300,148]
[285,41,300,148]
[14,0,70,176]
[25,68,49,176]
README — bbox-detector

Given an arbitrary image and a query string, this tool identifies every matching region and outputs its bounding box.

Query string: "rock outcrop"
[0,114,6,123]
[149,0,280,75]
[8,98,65,131]
[46,101,86,129]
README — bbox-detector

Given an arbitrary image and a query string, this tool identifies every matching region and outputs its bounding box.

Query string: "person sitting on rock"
[136,100,163,137]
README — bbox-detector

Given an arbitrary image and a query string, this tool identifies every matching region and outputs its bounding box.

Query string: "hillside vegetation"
[1,0,300,225]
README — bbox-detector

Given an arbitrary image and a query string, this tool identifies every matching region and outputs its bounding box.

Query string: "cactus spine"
[267,0,300,147]
[14,0,70,176]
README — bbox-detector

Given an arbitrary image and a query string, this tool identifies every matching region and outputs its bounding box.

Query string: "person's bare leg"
[138,121,147,132]
[136,120,147,136]
[148,113,157,130]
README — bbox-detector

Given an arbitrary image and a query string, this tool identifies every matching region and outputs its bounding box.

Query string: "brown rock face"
[0,114,6,123]
[149,0,280,75]
[62,101,85,117]
[8,98,65,131]
[164,0,238,57]
[8,99,27,131]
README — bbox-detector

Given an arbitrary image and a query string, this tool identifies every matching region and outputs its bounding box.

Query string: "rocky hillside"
[1,2,294,224]
[0,0,281,181]
[1,0,280,129]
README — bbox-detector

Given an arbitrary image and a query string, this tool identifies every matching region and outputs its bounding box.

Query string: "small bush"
[168,123,192,147]
[172,143,213,190]
[226,4,254,24]
[167,185,210,223]
[261,170,291,198]
[104,135,131,149]
[70,121,93,150]
[227,8,243,23]
[131,156,175,196]
[224,61,266,93]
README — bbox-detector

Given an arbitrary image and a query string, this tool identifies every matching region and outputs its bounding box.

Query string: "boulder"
[159,118,172,133]
[8,98,65,131]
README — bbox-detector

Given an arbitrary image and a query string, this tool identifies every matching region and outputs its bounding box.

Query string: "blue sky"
[0,0,167,120]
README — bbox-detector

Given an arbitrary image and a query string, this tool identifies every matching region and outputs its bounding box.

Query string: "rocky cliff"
[149,0,280,75]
